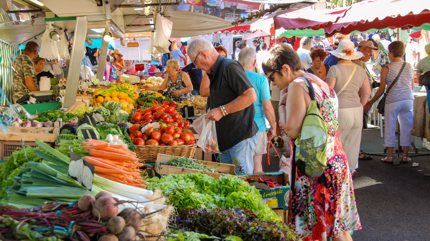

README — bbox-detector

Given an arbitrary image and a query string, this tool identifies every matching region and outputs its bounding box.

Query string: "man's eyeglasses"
[193,51,201,65]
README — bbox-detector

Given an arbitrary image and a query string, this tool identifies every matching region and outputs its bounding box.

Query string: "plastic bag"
[193,114,219,153]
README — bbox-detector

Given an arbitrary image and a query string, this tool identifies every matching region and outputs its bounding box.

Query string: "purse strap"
[385,62,406,94]
[337,64,358,96]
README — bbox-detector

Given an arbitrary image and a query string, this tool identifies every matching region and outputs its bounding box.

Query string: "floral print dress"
[288,74,361,241]
[163,71,193,102]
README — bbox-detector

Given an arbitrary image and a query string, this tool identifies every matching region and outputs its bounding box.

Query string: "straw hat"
[358,40,378,50]
[329,39,363,60]
[110,49,123,57]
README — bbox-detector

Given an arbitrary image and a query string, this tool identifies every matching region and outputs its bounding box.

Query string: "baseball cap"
[358,40,378,50]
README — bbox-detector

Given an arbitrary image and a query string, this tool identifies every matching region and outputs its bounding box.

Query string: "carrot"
[88,149,138,163]
[84,156,123,170]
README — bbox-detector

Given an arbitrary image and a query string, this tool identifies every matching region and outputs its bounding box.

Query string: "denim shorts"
[219,134,258,175]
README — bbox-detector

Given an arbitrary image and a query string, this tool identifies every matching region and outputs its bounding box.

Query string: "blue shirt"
[245,70,271,131]
[324,54,338,68]
[171,49,185,67]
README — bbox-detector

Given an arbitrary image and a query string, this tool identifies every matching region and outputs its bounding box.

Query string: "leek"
[94,174,154,199]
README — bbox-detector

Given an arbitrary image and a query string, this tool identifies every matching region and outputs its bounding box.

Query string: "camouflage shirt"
[12,54,35,103]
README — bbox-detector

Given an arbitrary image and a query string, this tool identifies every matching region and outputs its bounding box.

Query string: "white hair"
[238,47,256,67]
[188,38,214,59]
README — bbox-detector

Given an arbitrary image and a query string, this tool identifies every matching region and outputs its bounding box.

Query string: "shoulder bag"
[419,71,430,87]
[376,62,406,115]
[336,64,358,96]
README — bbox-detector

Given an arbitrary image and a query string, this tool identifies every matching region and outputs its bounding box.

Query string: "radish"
[107,216,126,235]
[94,196,119,220]
[78,195,95,211]
[99,234,119,241]
[118,226,136,241]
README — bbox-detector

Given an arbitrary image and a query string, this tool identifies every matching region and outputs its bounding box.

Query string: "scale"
[29,90,55,103]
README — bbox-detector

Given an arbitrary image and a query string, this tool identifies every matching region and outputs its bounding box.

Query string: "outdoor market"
[0,0,429,240]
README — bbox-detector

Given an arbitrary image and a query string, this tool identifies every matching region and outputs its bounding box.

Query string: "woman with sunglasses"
[263,44,361,241]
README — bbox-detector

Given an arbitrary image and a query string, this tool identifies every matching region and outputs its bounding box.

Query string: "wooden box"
[0,127,59,142]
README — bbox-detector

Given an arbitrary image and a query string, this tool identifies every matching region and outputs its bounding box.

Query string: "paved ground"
[264,128,430,241]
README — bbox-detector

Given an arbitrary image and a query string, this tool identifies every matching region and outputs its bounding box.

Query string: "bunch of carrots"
[81,139,145,188]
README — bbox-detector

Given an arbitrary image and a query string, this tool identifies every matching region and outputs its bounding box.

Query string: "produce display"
[129,102,194,147]
[165,157,216,172]
[92,101,129,124]
[0,191,172,241]
[141,76,164,87]
[174,208,297,241]
[82,139,145,187]
[93,83,138,113]
[136,91,169,109]
[146,174,280,222]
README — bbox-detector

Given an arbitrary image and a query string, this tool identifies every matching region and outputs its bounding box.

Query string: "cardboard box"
[259,185,290,210]
[274,209,288,224]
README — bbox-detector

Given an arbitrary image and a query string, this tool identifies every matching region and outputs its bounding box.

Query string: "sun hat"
[329,39,363,60]
[358,40,378,50]
[110,49,123,57]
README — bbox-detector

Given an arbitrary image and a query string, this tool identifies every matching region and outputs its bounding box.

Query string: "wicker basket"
[135,145,197,162]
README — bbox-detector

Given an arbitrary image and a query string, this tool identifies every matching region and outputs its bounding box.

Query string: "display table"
[412,92,430,140]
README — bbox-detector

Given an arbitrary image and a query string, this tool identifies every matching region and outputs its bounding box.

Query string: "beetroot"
[118,208,141,230]
[95,191,112,200]
[107,216,126,234]
[99,234,119,241]
[94,196,119,220]
[78,195,95,211]
[118,226,136,241]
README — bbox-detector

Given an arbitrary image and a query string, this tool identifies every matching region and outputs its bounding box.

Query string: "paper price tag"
[68,153,94,190]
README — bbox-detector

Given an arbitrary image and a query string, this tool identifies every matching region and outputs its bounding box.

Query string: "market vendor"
[12,41,39,103]
[111,49,125,71]
[145,59,193,101]
[33,57,54,86]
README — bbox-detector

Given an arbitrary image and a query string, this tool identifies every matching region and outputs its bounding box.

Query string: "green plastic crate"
[22,102,62,115]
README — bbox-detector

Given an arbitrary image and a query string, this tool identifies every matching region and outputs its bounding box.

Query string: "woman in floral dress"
[263,44,361,241]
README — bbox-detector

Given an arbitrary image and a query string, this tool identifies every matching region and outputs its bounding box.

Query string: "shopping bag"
[194,115,219,153]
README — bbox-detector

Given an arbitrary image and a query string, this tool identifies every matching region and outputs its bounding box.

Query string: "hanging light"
[49,30,61,42]
[103,32,112,42]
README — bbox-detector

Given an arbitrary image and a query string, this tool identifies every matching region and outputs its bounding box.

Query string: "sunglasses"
[267,70,279,82]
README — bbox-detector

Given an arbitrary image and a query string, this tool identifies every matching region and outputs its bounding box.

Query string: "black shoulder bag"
[377,62,406,115]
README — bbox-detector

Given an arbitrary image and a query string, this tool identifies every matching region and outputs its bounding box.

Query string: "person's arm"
[364,65,388,113]
[278,88,287,129]
[172,72,193,96]
[284,81,307,139]
[359,76,371,106]
[207,87,256,121]
[24,76,38,91]
[325,65,336,89]
[146,77,168,91]
[262,100,277,137]
[199,73,210,97]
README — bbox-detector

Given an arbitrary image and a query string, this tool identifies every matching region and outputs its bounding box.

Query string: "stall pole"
[63,16,88,108]
[97,37,109,82]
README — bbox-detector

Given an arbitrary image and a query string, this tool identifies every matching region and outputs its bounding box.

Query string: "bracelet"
[220,105,228,116]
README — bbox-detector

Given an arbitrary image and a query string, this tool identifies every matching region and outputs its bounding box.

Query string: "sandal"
[381,156,394,163]
[401,156,412,163]
[359,152,373,161]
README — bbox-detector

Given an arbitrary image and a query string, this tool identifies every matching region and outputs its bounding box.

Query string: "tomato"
[173,133,180,139]
[146,139,159,146]
[185,140,196,145]
[162,101,169,106]
[142,109,152,115]
[153,112,163,120]
[135,131,143,138]
[176,139,185,145]
[177,122,185,128]
[165,106,175,114]
[142,134,149,141]
[169,101,176,107]
[165,117,174,124]
[172,113,181,121]
[129,134,135,140]
[174,127,182,134]
[161,133,174,144]
[184,121,190,128]
[151,131,161,141]
[145,127,154,137]
[132,113,142,122]
[183,128,194,135]
[142,113,152,120]
[129,124,140,134]
[144,118,153,124]
[133,138,145,146]
[150,105,158,111]
[169,140,178,146]
[180,133,192,142]
[165,126,175,135]
[160,113,168,120]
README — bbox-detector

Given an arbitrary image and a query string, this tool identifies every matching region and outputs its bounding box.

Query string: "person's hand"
[207,107,224,121]
[172,90,181,97]
[269,127,276,139]
[364,102,372,114]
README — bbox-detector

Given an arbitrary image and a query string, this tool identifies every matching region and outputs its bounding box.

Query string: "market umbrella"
[325,0,430,35]
[277,28,325,38]
[274,7,348,30]
[243,30,270,40]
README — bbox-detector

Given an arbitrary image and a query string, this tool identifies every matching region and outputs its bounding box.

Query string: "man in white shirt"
[256,42,270,73]
[297,37,313,70]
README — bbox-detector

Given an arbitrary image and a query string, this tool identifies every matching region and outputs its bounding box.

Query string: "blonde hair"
[425,43,430,55]
[171,41,178,51]
[167,59,180,70]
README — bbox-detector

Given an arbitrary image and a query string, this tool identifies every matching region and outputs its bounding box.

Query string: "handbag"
[377,63,406,115]
[419,71,430,87]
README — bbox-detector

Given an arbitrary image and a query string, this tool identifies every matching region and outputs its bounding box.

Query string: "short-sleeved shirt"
[182,63,202,93]
[297,48,312,70]
[327,64,367,108]
[171,49,185,67]
[12,54,35,103]
[245,70,271,132]
[324,54,339,68]
[207,57,258,152]
[417,56,430,74]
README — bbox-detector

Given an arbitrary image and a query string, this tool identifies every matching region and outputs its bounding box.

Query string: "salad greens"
[146,174,280,222]
[166,157,216,172]
[35,110,79,122]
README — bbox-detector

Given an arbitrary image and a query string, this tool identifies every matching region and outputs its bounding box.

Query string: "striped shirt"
[386,61,414,104]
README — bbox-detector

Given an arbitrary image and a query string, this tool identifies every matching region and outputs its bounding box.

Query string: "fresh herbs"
[166,157,216,172]
[146,174,280,222]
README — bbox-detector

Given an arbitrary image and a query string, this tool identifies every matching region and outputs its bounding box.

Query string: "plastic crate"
[0,141,38,160]
[22,102,61,115]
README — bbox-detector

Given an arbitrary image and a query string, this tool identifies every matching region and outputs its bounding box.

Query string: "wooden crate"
[157,165,226,179]
[273,209,288,224]
[156,153,235,174]
[0,141,38,160]
[0,127,59,142]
